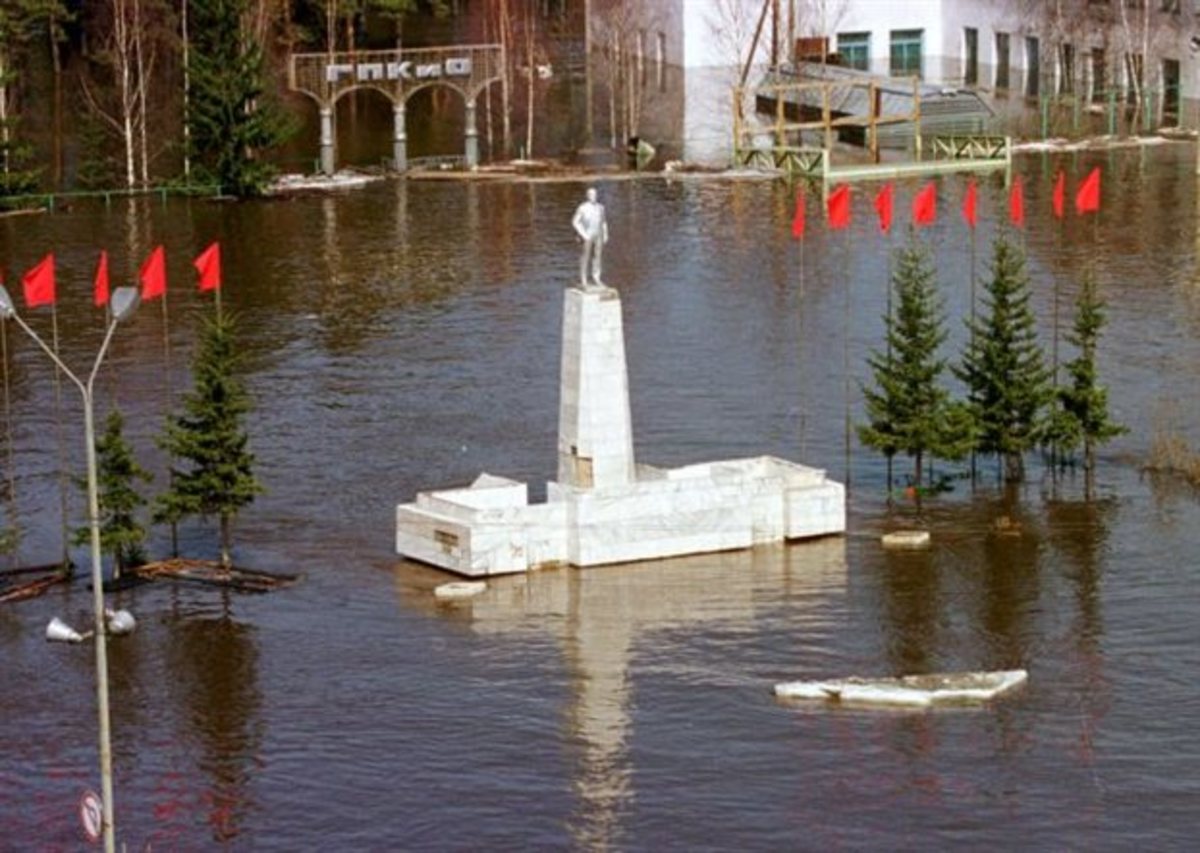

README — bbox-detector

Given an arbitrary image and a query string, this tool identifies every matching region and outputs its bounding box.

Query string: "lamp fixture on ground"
[0,282,140,853]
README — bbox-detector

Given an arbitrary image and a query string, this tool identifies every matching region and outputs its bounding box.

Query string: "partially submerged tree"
[859,242,973,491]
[156,314,263,567]
[72,409,152,576]
[1049,275,1126,497]
[957,237,1052,483]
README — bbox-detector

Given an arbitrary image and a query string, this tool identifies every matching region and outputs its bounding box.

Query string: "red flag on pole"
[874,183,893,234]
[21,254,56,308]
[913,182,937,226]
[790,192,805,239]
[194,242,222,291]
[1052,170,1066,219]
[1009,178,1025,228]
[827,184,851,230]
[93,251,110,307]
[962,180,978,229]
[1076,167,1101,214]
[140,245,166,301]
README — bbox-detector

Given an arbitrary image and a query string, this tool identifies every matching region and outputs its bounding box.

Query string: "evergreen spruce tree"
[188,0,293,196]
[956,237,1052,483]
[1050,275,1127,497]
[72,410,152,575]
[859,242,973,490]
[156,314,263,567]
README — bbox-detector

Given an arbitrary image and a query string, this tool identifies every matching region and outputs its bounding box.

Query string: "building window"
[995,32,1011,90]
[890,29,923,77]
[1091,48,1107,102]
[1025,36,1040,97]
[1059,43,1075,94]
[1163,57,1180,120]
[837,32,870,71]
[964,27,979,85]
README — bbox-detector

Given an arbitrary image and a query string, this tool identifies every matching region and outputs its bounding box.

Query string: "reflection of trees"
[878,549,942,674]
[165,611,263,843]
[977,505,1041,671]
[1046,498,1115,764]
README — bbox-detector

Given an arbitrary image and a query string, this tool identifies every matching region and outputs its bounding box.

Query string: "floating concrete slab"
[434,581,488,601]
[396,285,845,576]
[774,669,1028,707]
[881,530,931,550]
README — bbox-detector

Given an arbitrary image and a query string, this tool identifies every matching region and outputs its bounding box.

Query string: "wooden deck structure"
[733,66,1009,184]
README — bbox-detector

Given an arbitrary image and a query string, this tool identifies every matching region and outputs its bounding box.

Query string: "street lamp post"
[0,284,139,853]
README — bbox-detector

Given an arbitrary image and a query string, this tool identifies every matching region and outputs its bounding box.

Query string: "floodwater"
[2,144,1200,849]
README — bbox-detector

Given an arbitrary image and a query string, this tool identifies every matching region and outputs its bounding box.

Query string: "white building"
[592,0,1200,160]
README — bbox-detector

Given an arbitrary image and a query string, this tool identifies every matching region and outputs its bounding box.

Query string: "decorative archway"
[289,44,505,173]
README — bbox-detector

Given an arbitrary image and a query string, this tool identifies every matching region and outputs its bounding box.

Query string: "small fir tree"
[1052,275,1127,496]
[859,242,973,490]
[156,314,263,567]
[72,410,152,575]
[188,0,293,196]
[956,237,1053,483]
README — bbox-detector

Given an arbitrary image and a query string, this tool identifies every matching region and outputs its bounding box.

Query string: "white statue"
[572,187,608,289]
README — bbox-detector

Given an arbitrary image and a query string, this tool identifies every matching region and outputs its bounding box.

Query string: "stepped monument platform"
[396,284,845,577]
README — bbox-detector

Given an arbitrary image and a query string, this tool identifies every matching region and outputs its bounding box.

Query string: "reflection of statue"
[572,187,608,289]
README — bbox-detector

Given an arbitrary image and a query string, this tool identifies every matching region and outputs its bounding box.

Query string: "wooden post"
[869,81,879,163]
[775,84,785,150]
[912,76,922,161]
[822,83,832,152]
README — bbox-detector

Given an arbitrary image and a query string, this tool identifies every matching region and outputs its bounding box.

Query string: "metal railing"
[1,183,223,212]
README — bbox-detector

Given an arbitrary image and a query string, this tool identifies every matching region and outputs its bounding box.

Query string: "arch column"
[393,101,408,172]
[464,98,479,168]
[319,105,336,175]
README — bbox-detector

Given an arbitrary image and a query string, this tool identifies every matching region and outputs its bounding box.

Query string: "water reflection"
[162,605,263,844]
[400,539,846,848]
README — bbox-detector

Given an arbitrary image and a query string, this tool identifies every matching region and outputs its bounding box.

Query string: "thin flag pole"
[843,227,851,493]
[969,216,977,485]
[1,318,15,568]
[50,302,70,571]
[798,218,806,460]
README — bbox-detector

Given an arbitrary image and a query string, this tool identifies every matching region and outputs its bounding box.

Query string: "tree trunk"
[525,4,535,158]
[1084,438,1095,500]
[0,51,9,176]
[914,451,923,494]
[1004,451,1025,484]
[50,15,63,187]
[182,0,191,182]
[135,0,150,187]
[220,514,232,568]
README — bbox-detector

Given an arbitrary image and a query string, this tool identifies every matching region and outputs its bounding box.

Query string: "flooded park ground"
[1,141,1199,847]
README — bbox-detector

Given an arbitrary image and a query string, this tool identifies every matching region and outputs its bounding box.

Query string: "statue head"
[586,187,598,203]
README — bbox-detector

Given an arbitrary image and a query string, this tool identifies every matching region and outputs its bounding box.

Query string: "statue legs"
[579,239,604,288]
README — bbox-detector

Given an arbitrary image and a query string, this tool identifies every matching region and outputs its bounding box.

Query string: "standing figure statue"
[572,187,608,289]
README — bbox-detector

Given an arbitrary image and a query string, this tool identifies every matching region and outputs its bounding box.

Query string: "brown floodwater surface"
[1,146,1199,848]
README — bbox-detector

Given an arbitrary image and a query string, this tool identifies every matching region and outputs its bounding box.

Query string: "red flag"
[874,183,893,234]
[140,245,166,301]
[826,184,851,230]
[194,242,222,291]
[913,182,936,226]
[1076,167,1101,215]
[1052,170,1066,220]
[93,251,110,307]
[1009,178,1025,228]
[962,181,978,229]
[790,192,805,239]
[21,254,56,309]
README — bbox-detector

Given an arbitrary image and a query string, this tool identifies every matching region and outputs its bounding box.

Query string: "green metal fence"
[1,183,224,213]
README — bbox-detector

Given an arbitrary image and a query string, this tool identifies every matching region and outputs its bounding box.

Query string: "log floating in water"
[131,558,300,593]
[0,572,69,604]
